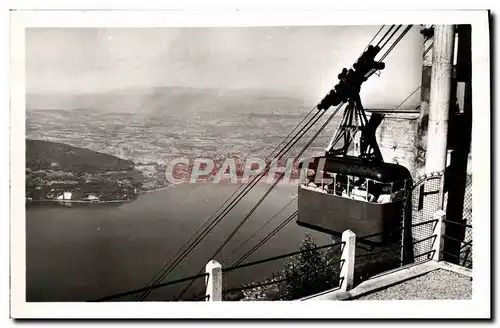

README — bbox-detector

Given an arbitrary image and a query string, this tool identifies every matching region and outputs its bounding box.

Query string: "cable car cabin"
[296,156,412,245]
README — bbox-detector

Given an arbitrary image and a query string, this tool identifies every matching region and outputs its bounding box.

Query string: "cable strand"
[138,108,322,300]
[176,102,345,300]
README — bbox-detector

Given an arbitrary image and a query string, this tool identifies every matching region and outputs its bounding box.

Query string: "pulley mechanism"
[318,45,385,111]
[317,45,386,163]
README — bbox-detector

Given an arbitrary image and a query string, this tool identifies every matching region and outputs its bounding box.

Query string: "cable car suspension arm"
[319,25,413,163]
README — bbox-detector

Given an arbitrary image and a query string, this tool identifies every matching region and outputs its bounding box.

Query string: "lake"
[26,182,332,302]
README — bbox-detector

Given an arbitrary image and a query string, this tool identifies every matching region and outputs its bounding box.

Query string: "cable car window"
[323,172,336,194]
[300,167,410,204]
[335,174,349,197]
[349,176,369,201]
[303,170,331,194]
[376,183,393,203]
[362,181,392,203]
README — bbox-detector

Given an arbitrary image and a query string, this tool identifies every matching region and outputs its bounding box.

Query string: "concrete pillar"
[443,25,472,263]
[424,25,455,174]
[415,25,435,174]
[340,229,356,292]
[205,260,222,301]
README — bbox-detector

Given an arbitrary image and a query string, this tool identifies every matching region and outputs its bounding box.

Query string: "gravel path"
[354,269,472,300]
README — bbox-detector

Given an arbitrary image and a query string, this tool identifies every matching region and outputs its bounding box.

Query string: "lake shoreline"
[26,179,301,205]
[26,199,132,204]
[139,179,302,193]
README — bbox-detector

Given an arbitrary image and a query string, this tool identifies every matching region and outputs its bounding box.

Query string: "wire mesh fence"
[461,174,473,267]
[408,171,472,269]
[409,173,443,261]
[463,174,473,226]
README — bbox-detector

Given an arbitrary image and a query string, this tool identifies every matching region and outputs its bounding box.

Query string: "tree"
[279,235,336,300]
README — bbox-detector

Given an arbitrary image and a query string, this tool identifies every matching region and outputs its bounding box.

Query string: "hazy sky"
[26,26,424,109]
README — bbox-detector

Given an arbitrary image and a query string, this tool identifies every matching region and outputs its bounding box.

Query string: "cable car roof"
[299,156,412,183]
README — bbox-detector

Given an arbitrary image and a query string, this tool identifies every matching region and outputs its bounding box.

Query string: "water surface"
[26,183,331,301]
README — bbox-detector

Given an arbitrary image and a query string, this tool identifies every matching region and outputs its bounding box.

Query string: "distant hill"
[26,139,135,173]
[26,87,308,117]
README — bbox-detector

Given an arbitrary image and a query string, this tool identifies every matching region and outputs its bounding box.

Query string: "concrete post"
[443,25,472,263]
[432,210,446,261]
[205,260,222,301]
[416,24,434,173]
[425,25,455,174]
[340,229,356,292]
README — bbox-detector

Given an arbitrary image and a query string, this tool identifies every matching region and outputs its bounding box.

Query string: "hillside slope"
[26,139,148,202]
[26,139,135,173]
